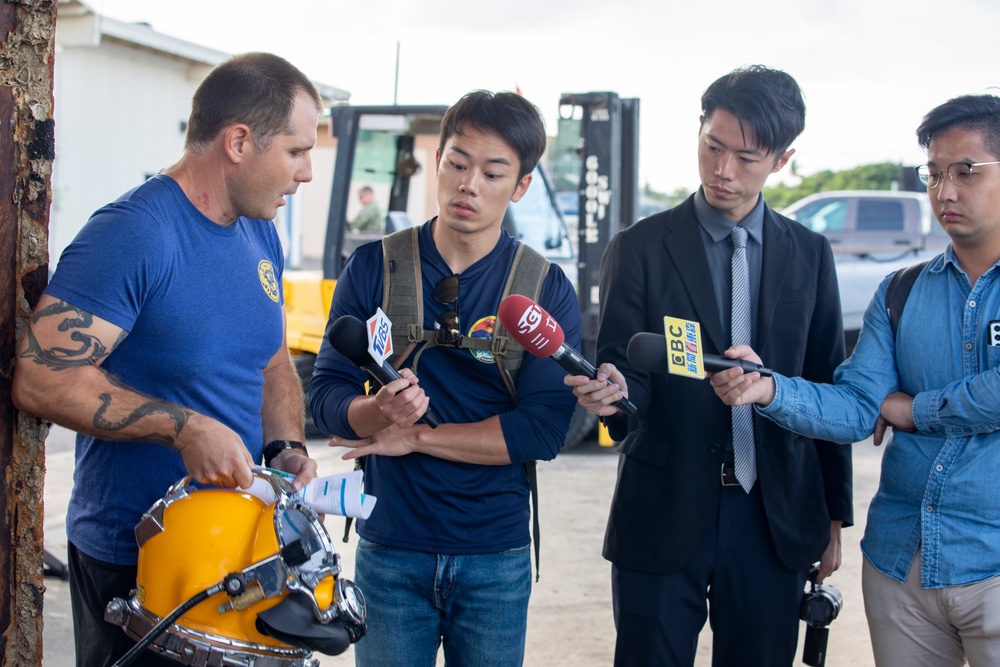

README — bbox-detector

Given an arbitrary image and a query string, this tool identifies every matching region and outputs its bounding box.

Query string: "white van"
[782,190,946,352]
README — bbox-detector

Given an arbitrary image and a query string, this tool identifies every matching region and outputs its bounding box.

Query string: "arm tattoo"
[93,392,192,446]
[25,302,191,445]
[21,301,126,370]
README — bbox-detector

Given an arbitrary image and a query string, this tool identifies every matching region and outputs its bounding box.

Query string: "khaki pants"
[863,551,1000,667]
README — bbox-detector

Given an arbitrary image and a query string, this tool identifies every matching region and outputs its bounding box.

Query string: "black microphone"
[328,315,440,428]
[497,295,638,417]
[627,332,773,377]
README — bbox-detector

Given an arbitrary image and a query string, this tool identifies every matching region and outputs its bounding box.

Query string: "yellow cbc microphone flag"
[663,316,706,379]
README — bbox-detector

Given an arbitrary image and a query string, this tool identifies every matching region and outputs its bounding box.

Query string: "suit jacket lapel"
[662,200,727,354]
[757,208,791,353]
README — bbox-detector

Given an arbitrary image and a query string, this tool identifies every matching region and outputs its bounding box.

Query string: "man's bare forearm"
[16,360,197,446]
[92,374,192,445]
[261,348,306,444]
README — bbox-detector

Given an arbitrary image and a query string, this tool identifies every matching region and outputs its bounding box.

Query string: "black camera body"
[799,566,843,667]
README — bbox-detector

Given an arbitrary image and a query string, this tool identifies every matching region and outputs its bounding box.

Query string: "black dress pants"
[611,483,811,667]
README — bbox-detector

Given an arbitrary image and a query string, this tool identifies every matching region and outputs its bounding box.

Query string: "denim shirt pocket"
[987,342,1000,370]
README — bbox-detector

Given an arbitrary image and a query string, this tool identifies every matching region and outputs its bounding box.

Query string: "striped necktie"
[730,225,756,493]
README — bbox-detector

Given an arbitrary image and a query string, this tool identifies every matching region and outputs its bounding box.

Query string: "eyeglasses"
[434,274,460,345]
[915,161,1000,189]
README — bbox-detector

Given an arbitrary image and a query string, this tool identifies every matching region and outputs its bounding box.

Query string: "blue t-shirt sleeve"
[47,202,167,333]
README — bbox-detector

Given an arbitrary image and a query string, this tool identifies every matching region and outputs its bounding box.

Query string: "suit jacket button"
[710,443,721,454]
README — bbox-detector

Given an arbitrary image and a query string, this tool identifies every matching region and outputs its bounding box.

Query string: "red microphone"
[497,295,637,416]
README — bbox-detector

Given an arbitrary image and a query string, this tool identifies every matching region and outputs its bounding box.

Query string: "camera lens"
[800,584,843,627]
[801,596,833,626]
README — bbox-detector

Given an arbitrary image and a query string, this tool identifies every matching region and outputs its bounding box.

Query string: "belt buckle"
[721,462,740,487]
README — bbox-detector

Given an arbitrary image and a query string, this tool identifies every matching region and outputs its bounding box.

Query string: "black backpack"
[885,261,928,338]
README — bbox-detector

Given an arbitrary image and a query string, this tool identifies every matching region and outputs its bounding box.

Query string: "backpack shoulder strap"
[493,243,550,399]
[382,227,428,370]
[885,260,928,338]
[492,242,549,582]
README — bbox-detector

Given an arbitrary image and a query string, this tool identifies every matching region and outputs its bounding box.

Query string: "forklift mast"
[323,104,448,280]
[558,92,641,360]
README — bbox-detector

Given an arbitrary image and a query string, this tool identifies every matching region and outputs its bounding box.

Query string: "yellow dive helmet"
[105,469,366,667]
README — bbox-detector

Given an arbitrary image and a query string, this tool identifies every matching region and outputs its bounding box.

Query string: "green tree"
[640,183,692,216]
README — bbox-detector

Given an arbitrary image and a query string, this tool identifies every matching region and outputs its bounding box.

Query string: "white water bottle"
[241,469,377,520]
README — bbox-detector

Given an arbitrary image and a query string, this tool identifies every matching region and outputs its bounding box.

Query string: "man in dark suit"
[566,65,854,666]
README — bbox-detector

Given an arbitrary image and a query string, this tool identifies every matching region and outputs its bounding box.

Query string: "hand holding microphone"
[497,295,638,417]
[627,332,773,377]
[327,315,440,428]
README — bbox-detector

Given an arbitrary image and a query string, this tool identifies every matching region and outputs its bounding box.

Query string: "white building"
[52,0,348,270]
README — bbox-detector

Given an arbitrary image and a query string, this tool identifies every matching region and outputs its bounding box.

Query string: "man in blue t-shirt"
[12,53,322,667]
[310,90,579,666]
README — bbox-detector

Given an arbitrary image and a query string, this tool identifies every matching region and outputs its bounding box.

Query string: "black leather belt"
[721,462,740,487]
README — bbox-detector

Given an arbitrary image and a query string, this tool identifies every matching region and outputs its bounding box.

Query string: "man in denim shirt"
[712,93,1000,666]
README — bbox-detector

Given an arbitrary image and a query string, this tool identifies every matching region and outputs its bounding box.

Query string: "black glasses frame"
[434,274,461,345]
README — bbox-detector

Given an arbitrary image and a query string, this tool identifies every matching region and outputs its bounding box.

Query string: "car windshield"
[556,191,578,217]
[789,198,848,233]
[509,167,574,260]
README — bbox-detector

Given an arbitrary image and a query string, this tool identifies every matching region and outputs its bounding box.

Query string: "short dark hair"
[186,52,322,151]
[438,90,546,180]
[701,65,806,157]
[917,94,1000,158]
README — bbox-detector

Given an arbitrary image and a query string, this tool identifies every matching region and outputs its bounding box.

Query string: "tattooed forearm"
[20,301,125,370]
[93,392,192,445]
[132,433,178,447]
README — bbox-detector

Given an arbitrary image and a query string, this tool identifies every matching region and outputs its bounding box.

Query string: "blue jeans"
[353,538,532,667]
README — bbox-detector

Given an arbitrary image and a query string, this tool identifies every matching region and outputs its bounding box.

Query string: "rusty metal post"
[0,1,57,664]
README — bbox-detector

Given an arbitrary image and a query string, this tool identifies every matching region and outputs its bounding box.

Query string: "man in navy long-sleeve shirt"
[309,90,579,667]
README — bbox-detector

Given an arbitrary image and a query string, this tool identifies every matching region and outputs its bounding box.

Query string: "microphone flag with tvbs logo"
[366,307,393,368]
[328,312,440,428]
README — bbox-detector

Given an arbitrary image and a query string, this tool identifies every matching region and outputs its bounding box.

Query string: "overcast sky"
[92,0,999,193]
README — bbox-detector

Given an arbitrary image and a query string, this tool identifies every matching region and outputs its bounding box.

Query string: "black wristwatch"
[263,440,309,467]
